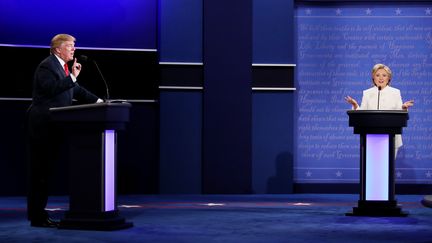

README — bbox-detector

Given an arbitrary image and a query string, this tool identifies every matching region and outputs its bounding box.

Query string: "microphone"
[78,55,110,101]
[78,54,88,62]
[377,86,382,110]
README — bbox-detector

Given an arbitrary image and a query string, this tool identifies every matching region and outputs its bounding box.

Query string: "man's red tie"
[64,63,69,76]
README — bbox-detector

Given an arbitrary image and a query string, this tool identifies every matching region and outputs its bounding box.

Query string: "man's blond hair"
[50,34,76,54]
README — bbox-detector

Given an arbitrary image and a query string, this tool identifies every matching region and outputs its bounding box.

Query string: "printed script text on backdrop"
[295,5,432,184]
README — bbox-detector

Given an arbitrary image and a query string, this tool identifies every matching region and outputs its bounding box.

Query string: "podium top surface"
[346,110,408,115]
[347,110,409,134]
[49,102,131,126]
[50,102,131,113]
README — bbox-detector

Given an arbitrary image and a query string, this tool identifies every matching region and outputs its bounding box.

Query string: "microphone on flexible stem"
[377,86,382,110]
[78,55,110,102]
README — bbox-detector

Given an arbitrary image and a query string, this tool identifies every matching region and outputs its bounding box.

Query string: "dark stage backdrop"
[0,46,158,100]
[295,4,432,184]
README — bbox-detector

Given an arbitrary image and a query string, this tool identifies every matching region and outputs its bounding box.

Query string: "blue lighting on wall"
[0,0,156,49]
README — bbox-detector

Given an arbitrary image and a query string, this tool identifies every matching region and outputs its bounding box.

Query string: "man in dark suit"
[27,34,102,227]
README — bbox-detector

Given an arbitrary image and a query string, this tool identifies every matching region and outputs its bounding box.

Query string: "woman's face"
[373,69,390,88]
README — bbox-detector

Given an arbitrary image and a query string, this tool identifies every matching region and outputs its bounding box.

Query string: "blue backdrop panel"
[0,0,156,49]
[202,0,252,193]
[159,0,202,62]
[295,4,432,184]
[252,92,294,193]
[253,0,294,63]
[159,91,202,194]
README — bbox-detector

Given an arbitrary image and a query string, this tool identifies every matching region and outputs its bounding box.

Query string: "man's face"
[56,40,75,62]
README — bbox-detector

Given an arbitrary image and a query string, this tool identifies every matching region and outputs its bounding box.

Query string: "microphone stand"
[78,55,111,102]
[377,86,381,110]
[93,60,110,102]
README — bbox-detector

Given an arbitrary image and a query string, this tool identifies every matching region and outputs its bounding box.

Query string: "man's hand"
[71,58,82,77]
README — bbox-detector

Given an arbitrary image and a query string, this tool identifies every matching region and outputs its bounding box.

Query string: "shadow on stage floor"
[1,194,431,242]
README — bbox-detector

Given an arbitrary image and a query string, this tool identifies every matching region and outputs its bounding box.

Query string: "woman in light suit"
[345,63,414,155]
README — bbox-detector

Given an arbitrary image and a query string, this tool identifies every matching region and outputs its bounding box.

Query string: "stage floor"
[1,194,431,242]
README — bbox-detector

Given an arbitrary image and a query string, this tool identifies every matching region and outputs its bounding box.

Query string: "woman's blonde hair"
[371,63,392,85]
[50,34,76,54]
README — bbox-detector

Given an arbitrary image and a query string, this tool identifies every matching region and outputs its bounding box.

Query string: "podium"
[346,110,409,216]
[50,102,133,230]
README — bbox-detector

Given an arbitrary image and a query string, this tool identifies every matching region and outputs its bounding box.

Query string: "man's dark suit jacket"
[29,54,99,122]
